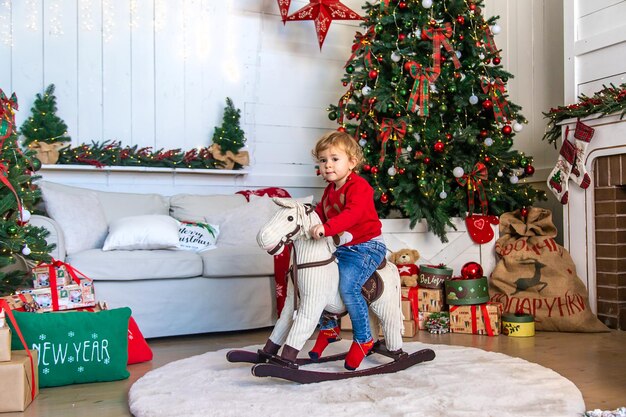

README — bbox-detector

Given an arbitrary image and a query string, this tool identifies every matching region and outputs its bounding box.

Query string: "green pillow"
[9,307,131,387]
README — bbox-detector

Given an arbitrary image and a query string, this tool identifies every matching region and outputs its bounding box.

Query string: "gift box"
[401,286,419,319]
[32,262,71,289]
[502,312,535,337]
[418,288,444,312]
[0,293,39,312]
[418,264,453,289]
[19,280,96,313]
[401,299,413,320]
[402,319,416,337]
[449,302,502,336]
[0,350,39,412]
[445,277,490,305]
[0,327,10,362]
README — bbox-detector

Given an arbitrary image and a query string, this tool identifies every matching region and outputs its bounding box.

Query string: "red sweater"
[314,172,382,246]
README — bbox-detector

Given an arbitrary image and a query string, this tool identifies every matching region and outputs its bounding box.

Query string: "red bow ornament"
[405,62,439,116]
[378,118,407,165]
[345,26,376,70]
[423,23,461,73]
[0,89,18,141]
[456,162,489,215]
[480,77,512,124]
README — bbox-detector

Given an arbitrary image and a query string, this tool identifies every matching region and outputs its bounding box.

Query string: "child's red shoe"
[344,339,374,370]
[308,327,341,361]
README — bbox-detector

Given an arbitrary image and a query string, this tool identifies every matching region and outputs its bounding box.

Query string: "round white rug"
[129,340,585,417]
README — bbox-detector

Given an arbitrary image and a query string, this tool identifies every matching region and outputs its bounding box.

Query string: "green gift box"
[445,276,489,305]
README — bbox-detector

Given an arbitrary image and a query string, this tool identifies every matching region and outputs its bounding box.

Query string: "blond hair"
[311,131,364,171]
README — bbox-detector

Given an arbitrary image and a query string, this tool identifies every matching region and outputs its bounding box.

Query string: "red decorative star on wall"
[286,0,362,49]
[276,0,292,22]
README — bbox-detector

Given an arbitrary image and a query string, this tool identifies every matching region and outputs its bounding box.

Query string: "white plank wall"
[0,0,565,199]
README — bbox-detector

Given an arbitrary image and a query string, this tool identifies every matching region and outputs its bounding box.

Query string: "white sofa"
[30,181,284,339]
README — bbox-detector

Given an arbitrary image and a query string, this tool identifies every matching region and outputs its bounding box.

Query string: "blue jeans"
[320,240,387,343]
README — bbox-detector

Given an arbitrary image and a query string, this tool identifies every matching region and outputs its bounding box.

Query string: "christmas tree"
[19,84,71,147]
[0,89,53,296]
[211,97,246,154]
[327,0,545,241]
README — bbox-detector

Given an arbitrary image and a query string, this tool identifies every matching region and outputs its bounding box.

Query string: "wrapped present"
[31,262,71,289]
[418,264,453,289]
[401,286,419,322]
[0,327,10,361]
[418,288,444,312]
[401,299,412,320]
[19,280,96,313]
[502,312,535,337]
[0,293,39,312]
[449,302,502,336]
[445,276,490,305]
[0,350,39,412]
[402,319,416,337]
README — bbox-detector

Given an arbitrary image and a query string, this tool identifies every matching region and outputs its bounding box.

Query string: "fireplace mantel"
[562,113,626,313]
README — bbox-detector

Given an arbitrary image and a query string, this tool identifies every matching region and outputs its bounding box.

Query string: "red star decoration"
[286,0,363,49]
[276,0,292,22]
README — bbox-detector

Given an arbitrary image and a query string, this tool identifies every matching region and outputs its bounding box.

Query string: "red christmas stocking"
[546,127,577,204]
[569,120,595,189]
[465,214,500,244]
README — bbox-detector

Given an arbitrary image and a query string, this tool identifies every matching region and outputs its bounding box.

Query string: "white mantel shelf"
[40,164,248,176]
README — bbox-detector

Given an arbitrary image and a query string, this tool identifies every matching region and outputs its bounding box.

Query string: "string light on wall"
[130,0,139,29]
[102,0,115,42]
[0,0,12,46]
[154,0,166,32]
[26,0,38,32]
[79,0,95,31]
[48,0,64,36]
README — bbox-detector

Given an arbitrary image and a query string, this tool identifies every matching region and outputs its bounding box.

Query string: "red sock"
[344,339,374,370]
[308,327,340,361]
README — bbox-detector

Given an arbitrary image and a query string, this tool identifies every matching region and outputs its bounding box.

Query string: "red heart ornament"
[466,214,499,244]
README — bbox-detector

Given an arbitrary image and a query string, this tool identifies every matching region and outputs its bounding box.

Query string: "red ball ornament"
[459,34,464,41]
[316,169,321,176]
[398,1,407,9]
[380,193,389,204]
[484,156,491,163]
[368,69,378,79]
[482,99,493,110]
[337,126,346,132]
[414,151,423,159]
[469,3,476,11]
[480,129,488,138]
[398,33,406,41]
[520,207,529,218]
[398,168,406,175]
[492,57,501,65]
[377,56,384,62]
[524,164,535,175]
[456,15,465,25]
[370,166,379,174]
[433,141,445,153]
[369,97,377,105]
[461,262,483,280]
[502,125,513,135]
[423,157,431,164]
[445,133,453,140]
[363,164,371,172]
[404,61,417,72]
[342,81,348,87]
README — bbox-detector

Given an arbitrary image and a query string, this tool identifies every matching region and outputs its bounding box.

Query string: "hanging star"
[286,0,363,49]
[276,0,292,23]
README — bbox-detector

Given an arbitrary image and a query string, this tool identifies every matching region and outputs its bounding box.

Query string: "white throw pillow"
[103,215,181,251]
[178,222,220,252]
[39,181,109,255]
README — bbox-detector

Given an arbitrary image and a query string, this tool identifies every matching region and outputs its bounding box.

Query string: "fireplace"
[563,113,626,329]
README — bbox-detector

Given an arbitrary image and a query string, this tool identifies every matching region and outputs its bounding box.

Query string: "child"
[308,130,387,370]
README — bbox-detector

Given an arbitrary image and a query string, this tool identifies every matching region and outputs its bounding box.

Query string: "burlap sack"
[489,207,608,332]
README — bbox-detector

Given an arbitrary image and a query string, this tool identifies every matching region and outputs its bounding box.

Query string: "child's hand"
[310,225,325,240]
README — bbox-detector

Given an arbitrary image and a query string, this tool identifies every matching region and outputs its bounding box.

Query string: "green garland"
[542,83,626,146]
[56,140,228,169]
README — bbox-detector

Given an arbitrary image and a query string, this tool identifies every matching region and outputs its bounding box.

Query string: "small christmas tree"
[211,97,246,154]
[327,0,545,241]
[0,89,53,296]
[19,84,71,147]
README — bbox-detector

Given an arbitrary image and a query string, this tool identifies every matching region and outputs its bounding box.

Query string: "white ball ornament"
[453,166,465,178]
[478,53,485,60]
[509,175,519,184]
[361,85,372,96]
[359,138,367,147]
[484,137,494,147]
[439,191,448,199]
[513,122,523,132]
[413,133,421,142]
[469,95,479,105]
[21,209,31,222]
[421,0,433,9]
[387,166,397,176]
[456,51,462,59]
[406,145,412,152]
[22,245,31,256]
[497,170,504,177]
[491,24,501,35]
[391,51,401,62]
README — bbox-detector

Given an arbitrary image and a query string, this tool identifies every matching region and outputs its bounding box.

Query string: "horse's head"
[256,197,318,256]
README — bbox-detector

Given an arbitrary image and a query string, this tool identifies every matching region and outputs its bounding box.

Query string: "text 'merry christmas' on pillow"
[178,222,219,252]
[103,214,181,251]
[9,307,131,387]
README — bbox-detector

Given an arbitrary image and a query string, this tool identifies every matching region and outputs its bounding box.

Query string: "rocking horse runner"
[226,198,435,383]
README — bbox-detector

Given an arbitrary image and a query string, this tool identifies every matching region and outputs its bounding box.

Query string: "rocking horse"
[227,198,435,383]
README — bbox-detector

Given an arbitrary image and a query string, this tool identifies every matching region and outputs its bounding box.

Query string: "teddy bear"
[389,248,421,287]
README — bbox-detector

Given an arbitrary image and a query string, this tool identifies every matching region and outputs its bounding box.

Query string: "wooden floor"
[8,328,626,417]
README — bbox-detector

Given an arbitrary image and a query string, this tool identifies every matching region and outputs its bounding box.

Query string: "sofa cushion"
[200,245,273,277]
[96,190,170,223]
[67,249,202,280]
[169,193,247,223]
[103,215,181,251]
[38,181,109,255]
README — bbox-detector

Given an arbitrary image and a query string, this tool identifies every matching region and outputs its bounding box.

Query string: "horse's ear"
[272,197,296,208]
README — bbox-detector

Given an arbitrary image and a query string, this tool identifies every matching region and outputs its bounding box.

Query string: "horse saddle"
[361,258,386,304]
